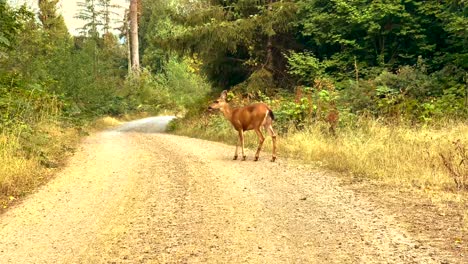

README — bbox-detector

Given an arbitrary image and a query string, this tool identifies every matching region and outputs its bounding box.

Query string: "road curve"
[0,117,460,263]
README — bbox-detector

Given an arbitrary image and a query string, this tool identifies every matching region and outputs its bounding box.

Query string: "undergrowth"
[169,114,468,193]
[170,111,468,233]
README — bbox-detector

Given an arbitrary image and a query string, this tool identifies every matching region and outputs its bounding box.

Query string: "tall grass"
[171,114,468,232]
[0,131,40,198]
[0,91,80,208]
[170,115,467,191]
[283,120,467,190]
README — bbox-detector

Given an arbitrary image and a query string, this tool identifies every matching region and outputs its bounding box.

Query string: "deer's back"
[231,103,271,131]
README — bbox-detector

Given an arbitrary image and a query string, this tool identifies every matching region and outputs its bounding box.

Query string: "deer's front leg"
[234,134,240,160]
[239,130,246,161]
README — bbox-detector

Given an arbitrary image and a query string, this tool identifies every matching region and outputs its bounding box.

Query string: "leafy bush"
[162,58,211,111]
[285,51,324,85]
[340,66,467,122]
[242,68,276,96]
[119,69,172,115]
[0,77,60,133]
[274,79,339,133]
[119,58,211,116]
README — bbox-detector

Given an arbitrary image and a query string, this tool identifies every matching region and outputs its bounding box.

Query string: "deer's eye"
[214,100,219,103]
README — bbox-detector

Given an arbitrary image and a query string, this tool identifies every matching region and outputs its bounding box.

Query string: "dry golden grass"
[0,112,159,209]
[172,116,468,231]
[91,116,123,131]
[172,116,467,192]
[0,133,40,197]
[0,121,82,209]
[282,121,467,190]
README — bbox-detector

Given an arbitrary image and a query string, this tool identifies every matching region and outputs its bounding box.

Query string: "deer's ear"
[220,90,228,100]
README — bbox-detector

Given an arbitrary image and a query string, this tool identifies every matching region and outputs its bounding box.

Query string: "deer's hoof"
[254,157,259,161]
[233,155,238,160]
[242,156,247,161]
[271,157,276,162]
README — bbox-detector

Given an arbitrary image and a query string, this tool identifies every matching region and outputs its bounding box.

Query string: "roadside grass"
[0,131,40,202]
[91,116,124,131]
[0,107,176,211]
[0,121,81,209]
[282,120,467,190]
[170,114,468,226]
[0,113,148,210]
[171,115,467,191]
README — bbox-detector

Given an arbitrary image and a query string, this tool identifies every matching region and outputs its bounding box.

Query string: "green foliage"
[139,0,182,73]
[1,1,129,118]
[38,0,68,37]
[161,58,211,111]
[0,79,57,132]
[136,0,466,125]
[120,69,171,114]
[296,0,468,76]
[0,2,32,51]
[234,68,276,95]
[285,51,326,84]
[96,0,121,35]
[340,66,467,122]
[146,0,298,88]
[275,98,311,130]
[119,58,211,115]
[75,0,100,38]
[0,70,63,166]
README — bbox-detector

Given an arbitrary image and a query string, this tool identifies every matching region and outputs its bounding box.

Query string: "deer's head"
[208,90,228,111]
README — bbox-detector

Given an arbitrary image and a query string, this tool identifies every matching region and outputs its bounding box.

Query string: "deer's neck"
[220,103,233,122]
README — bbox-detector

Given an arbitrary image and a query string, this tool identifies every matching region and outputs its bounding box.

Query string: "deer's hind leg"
[254,128,265,161]
[265,124,277,162]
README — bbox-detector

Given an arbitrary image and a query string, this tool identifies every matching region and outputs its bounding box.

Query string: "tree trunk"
[123,9,131,74]
[130,0,140,73]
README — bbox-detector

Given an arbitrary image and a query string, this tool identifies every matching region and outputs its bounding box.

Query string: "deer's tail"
[268,109,275,121]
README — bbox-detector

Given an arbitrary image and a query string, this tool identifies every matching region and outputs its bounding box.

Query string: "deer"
[208,90,277,162]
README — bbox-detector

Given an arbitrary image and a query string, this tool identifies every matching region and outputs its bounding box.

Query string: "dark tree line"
[138,0,467,120]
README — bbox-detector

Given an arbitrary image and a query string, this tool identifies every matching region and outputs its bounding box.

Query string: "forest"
[0,0,467,206]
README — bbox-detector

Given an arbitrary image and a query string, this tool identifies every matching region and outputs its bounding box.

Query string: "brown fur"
[208,91,277,162]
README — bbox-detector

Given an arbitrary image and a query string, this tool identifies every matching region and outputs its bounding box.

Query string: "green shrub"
[340,66,467,122]
[162,58,211,111]
[121,59,211,115]
[120,69,172,115]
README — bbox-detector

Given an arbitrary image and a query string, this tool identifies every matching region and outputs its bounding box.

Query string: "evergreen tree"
[97,0,121,35]
[75,0,101,39]
[38,0,68,36]
[148,0,298,88]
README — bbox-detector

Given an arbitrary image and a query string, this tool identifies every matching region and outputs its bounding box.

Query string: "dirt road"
[0,117,462,263]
